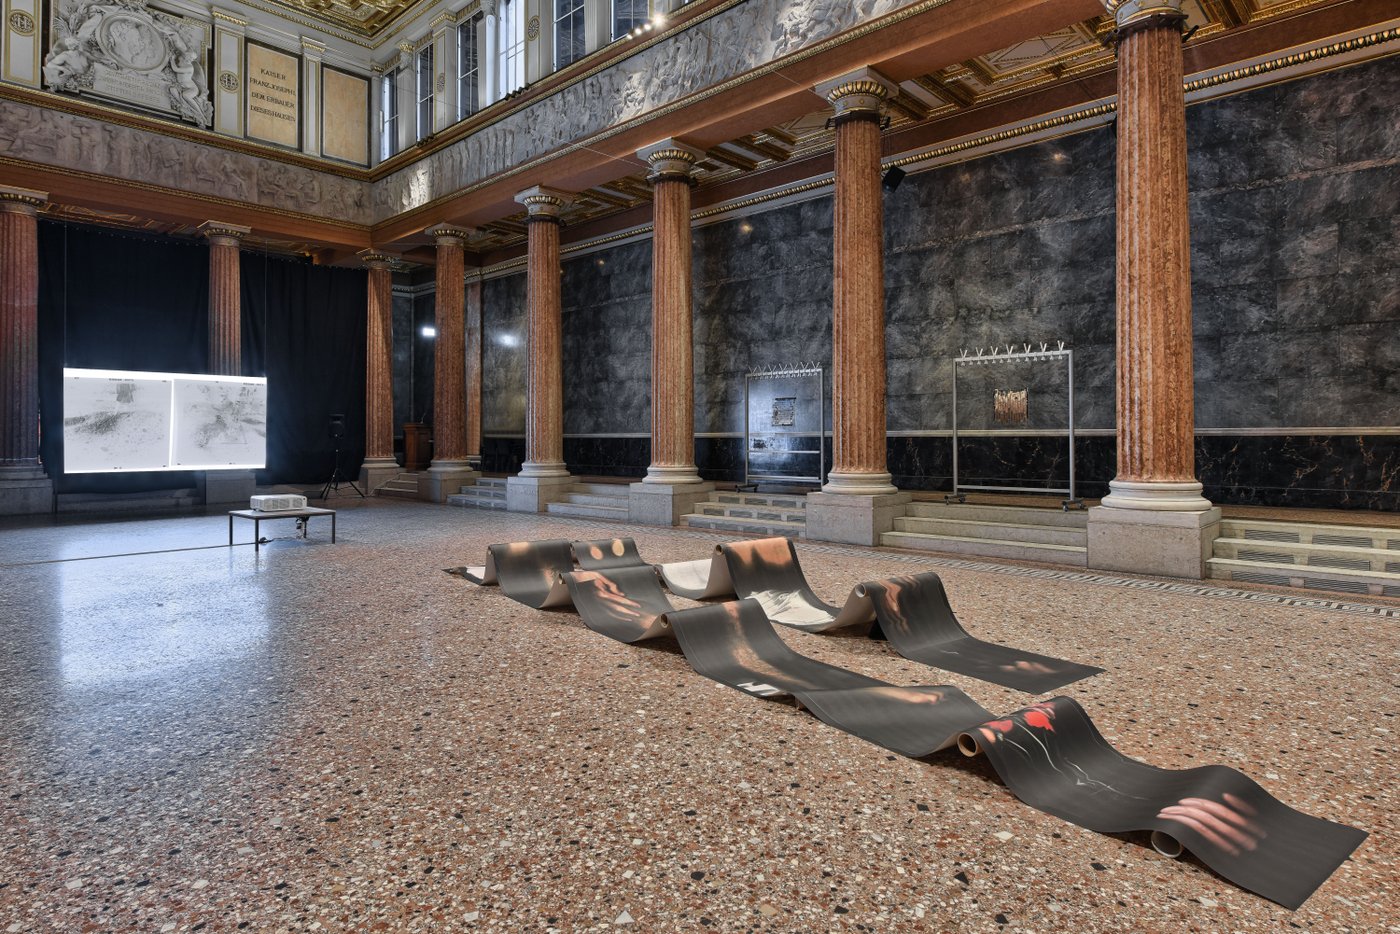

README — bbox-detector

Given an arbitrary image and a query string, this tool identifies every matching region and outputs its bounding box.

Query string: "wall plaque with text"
[245,41,299,149]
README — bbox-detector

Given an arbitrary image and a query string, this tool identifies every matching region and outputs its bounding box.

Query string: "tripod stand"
[320,437,365,500]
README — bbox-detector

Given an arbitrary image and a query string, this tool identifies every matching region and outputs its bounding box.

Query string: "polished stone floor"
[0,498,1395,932]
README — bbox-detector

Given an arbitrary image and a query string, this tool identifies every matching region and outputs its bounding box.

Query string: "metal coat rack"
[743,363,826,490]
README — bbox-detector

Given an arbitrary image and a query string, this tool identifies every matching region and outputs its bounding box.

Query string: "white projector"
[250,494,308,512]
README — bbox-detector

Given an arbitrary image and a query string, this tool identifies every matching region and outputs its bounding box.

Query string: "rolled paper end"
[854,583,868,598]
[1151,830,1184,859]
[956,732,982,757]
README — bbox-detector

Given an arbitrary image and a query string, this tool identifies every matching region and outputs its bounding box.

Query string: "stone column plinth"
[1087,0,1219,578]
[629,140,713,526]
[198,220,256,506]
[805,68,909,545]
[0,187,53,515]
[419,224,480,502]
[360,250,401,493]
[507,186,576,513]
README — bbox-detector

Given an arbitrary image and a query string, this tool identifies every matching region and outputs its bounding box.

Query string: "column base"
[360,457,401,493]
[643,464,705,485]
[805,490,911,546]
[1100,478,1213,512]
[205,469,256,507]
[628,480,714,526]
[506,473,576,513]
[517,460,572,480]
[419,460,481,503]
[0,465,53,516]
[822,471,899,496]
[1087,503,1222,580]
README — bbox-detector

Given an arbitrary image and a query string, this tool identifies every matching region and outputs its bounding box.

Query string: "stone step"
[1213,538,1400,575]
[475,477,508,488]
[1207,558,1400,598]
[562,492,630,508]
[376,486,420,500]
[459,484,505,498]
[906,502,1087,528]
[447,492,507,510]
[1219,519,1400,552]
[892,516,1087,547]
[545,502,629,520]
[692,502,807,524]
[709,492,808,510]
[880,530,1087,567]
[682,514,806,537]
[572,482,632,496]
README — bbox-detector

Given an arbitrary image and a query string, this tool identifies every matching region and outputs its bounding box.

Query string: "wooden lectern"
[403,423,432,471]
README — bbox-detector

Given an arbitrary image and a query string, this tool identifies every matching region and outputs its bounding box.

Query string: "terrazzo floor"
[0,497,1395,933]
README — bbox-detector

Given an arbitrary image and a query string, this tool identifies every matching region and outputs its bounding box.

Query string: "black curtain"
[242,251,367,486]
[37,220,369,492]
[37,221,208,494]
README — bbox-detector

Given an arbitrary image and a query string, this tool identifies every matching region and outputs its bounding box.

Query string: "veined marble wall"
[481,273,527,437]
[561,238,652,434]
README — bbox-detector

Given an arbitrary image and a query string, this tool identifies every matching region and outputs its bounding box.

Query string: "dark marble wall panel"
[391,288,414,450]
[561,239,652,434]
[411,291,436,426]
[481,436,525,474]
[563,436,650,478]
[692,199,835,434]
[482,274,527,434]
[1188,55,1400,430]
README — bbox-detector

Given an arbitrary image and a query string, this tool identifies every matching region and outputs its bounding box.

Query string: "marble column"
[1087,0,1219,579]
[419,225,480,502]
[629,141,714,526]
[197,221,255,505]
[0,186,53,515]
[465,275,483,467]
[506,186,576,513]
[359,250,401,492]
[805,68,910,545]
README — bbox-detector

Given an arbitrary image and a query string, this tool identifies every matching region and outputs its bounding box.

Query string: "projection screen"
[63,368,268,473]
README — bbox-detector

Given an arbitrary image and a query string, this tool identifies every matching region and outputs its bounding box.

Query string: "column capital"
[814,67,898,120]
[479,0,498,17]
[197,220,251,245]
[358,249,397,268]
[426,224,472,245]
[1103,0,1186,31]
[430,9,457,31]
[300,37,326,59]
[514,185,573,222]
[0,186,48,215]
[639,139,704,184]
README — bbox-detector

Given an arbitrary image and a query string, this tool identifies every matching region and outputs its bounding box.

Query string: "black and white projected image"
[172,379,268,468]
[62,373,173,472]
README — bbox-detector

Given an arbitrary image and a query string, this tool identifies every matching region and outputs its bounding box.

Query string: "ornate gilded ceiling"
[243,0,435,39]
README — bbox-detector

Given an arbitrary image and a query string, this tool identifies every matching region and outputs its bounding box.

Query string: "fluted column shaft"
[523,214,566,473]
[429,226,469,465]
[199,222,250,377]
[0,188,46,469]
[822,74,897,495]
[465,276,483,464]
[362,253,395,461]
[1102,2,1210,511]
[643,145,702,484]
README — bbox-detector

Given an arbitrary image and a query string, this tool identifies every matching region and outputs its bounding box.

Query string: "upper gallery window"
[379,65,400,160]
[554,0,586,69]
[499,0,525,96]
[415,44,434,139]
[612,0,647,40]
[458,13,483,119]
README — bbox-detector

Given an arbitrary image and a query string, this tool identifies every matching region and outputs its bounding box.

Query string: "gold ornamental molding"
[0,185,49,213]
[425,223,473,243]
[358,249,398,266]
[1103,0,1186,29]
[197,220,253,243]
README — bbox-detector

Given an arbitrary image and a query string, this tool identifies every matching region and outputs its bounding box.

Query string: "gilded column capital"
[197,220,251,245]
[358,249,397,269]
[814,67,898,121]
[639,139,703,184]
[0,186,48,215]
[1103,0,1186,32]
[514,185,573,223]
[426,224,472,245]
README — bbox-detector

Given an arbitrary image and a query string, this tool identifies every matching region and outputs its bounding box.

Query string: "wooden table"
[228,507,337,550]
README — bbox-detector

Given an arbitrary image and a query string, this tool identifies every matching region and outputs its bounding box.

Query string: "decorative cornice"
[425,224,472,244]
[210,9,248,27]
[430,10,458,30]
[0,186,48,213]
[197,220,252,243]
[359,249,397,267]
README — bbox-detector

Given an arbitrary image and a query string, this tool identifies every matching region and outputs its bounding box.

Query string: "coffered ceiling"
[244,0,434,38]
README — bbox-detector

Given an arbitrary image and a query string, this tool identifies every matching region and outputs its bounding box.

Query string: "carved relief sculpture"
[43,0,213,128]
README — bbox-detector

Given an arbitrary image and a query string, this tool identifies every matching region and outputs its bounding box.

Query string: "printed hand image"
[562,566,674,643]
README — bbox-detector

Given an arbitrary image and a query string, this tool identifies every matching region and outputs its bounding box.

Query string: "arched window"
[499,0,525,95]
